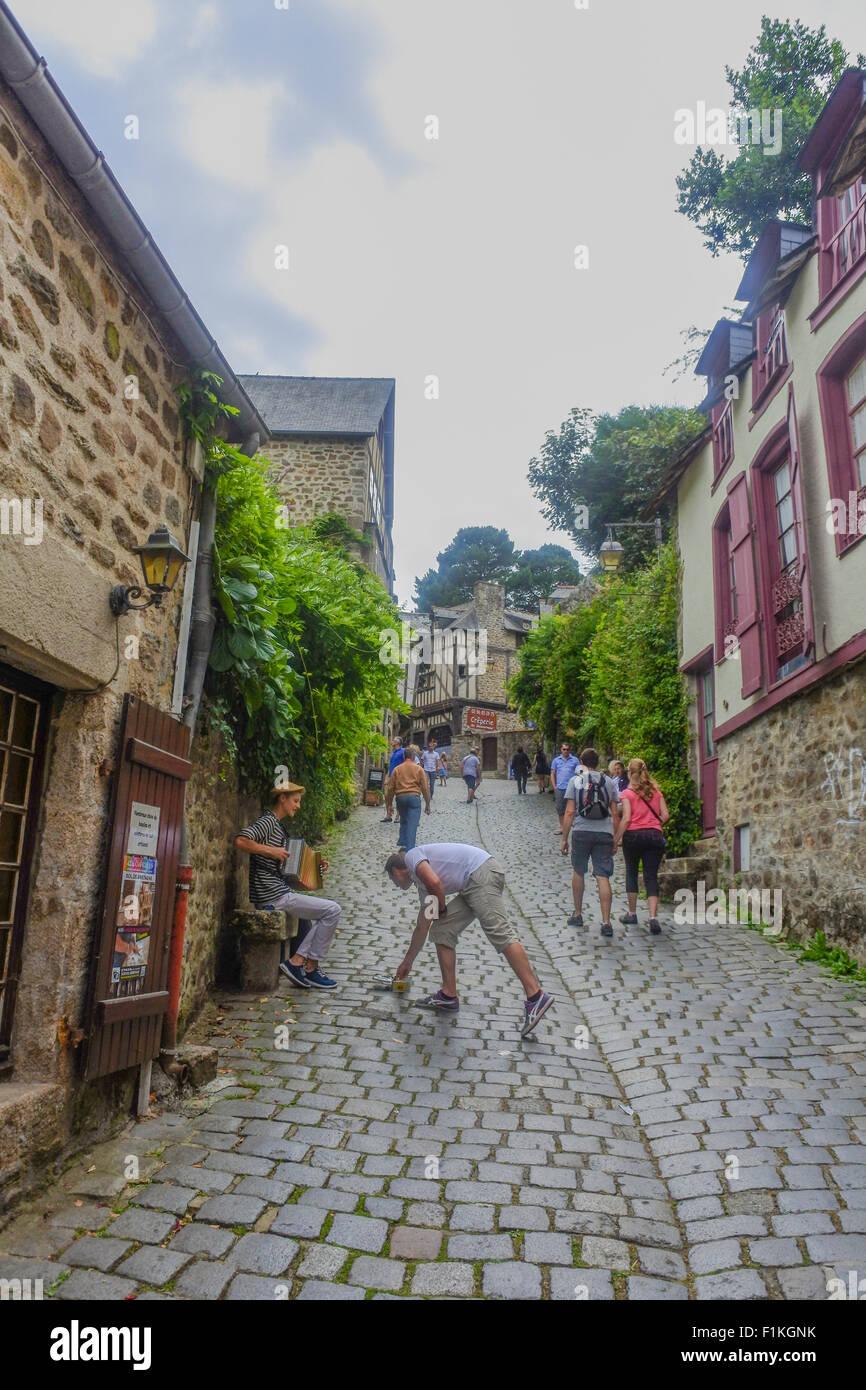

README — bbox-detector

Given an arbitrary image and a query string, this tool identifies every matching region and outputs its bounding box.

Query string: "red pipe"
[160,862,193,1077]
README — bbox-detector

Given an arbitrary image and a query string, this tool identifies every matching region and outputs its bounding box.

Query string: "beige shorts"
[429,858,519,953]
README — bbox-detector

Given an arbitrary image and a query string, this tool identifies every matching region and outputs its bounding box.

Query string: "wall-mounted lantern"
[109,525,190,616]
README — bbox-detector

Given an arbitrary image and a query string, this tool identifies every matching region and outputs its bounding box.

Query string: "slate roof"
[237,375,395,436]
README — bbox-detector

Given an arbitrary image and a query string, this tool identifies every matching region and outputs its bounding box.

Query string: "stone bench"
[231,908,295,991]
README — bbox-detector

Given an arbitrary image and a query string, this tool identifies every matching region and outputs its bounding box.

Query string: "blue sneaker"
[280,961,311,988]
[415,990,459,1012]
[521,990,555,1037]
[303,968,338,990]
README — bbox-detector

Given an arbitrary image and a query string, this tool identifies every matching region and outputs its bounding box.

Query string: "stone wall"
[0,84,251,1205]
[712,659,866,960]
[259,435,369,530]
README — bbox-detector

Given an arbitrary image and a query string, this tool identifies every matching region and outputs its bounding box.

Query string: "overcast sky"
[12,0,865,605]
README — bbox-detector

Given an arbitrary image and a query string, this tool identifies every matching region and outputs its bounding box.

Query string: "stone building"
[407,580,540,775]
[661,70,866,957]
[0,12,264,1208]
[238,375,395,593]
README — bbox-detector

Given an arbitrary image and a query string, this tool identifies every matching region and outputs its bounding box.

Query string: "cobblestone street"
[2,777,865,1301]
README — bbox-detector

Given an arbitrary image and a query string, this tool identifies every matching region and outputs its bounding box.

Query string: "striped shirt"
[240,811,288,908]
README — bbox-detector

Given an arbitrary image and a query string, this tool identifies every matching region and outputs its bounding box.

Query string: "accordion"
[279,837,323,891]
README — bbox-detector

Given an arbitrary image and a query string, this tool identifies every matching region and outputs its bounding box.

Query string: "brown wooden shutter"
[786,384,816,655]
[83,695,191,1080]
[726,472,764,698]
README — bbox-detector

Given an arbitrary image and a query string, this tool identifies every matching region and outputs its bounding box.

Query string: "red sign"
[466,707,497,731]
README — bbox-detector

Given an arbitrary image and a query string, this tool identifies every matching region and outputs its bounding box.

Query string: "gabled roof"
[734,221,814,305]
[238,375,395,436]
[799,69,866,191]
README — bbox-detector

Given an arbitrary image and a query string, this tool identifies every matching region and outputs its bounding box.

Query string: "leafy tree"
[527,405,705,570]
[509,546,702,856]
[676,18,864,259]
[507,544,584,610]
[414,526,516,608]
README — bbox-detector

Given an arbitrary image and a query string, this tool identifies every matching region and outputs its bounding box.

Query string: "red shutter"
[727,472,763,697]
[786,385,815,653]
[711,514,726,662]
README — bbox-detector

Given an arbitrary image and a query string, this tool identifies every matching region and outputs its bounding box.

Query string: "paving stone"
[524,1232,573,1264]
[627,1276,688,1300]
[326,1214,388,1254]
[748,1236,802,1266]
[482,1261,542,1299]
[234,1176,295,1204]
[449,1204,496,1232]
[549,1266,614,1300]
[405,1202,447,1227]
[689,1240,742,1276]
[226,1273,296,1300]
[777,1266,832,1300]
[270,1206,326,1239]
[108,1208,176,1244]
[295,1279,366,1300]
[297,1188,358,1213]
[390,1226,442,1260]
[448,1234,513,1261]
[174,1260,234,1299]
[580,1236,630,1269]
[116,1245,191,1286]
[411,1262,475,1296]
[804,1233,866,1263]
[63,1236,132,1272]
[364,1197,404,1221]
[695,1269,769,1300]
[169,1225,236,1258]
[229,1233,299,1275]
[637,1247,687,1280]
[297,1244,349,1279]
[348,1256,406,1290]
[194,1195,267,1227]
[132,1184,198,1215]
[498,1205,549,1231]
[54,1269,138,1300]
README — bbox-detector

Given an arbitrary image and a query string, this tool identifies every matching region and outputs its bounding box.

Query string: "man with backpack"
[560,746,620,939]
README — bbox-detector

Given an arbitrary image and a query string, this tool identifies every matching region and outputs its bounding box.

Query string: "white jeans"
[274,891,341,962]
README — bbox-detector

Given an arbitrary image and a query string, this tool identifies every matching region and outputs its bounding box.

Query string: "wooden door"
[697,667,718,834]
[482,736,498,772]
[83,695,191,1080]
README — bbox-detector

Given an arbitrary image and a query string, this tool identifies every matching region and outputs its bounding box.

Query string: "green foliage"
[177,370,405,841]
[509,545,702,856]
[786,930,866,984]
[507,545,584,610]
[527,404,705,568]
[675,18,863,259]
[414,526,517,608]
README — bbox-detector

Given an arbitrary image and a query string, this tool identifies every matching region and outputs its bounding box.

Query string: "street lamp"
[598,518,663,572]
[109,524,190,616]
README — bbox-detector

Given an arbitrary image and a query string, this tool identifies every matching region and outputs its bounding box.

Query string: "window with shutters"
[712,399,735,480]
[817,314,866,556]
[750,390,815,687]
[752,304,789,407]
[819,175,866,300]
[725,471,763,698]
[712,501,738,662]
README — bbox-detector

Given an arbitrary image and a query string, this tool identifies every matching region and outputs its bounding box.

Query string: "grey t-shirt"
[565,771,618,837]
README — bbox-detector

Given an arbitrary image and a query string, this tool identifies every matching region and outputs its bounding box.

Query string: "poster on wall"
[111,854,157,989]
[127,802,161,856]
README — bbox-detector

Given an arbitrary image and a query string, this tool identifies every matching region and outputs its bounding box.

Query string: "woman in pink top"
[614,758,670,935]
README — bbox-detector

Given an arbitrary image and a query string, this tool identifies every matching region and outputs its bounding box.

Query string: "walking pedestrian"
[382,737,405,823]
[608,759,628,798]
[385,844,555,1036]
[534,747,549,793]
[560,747,620,939]
[234,783,340,989]
[386,744,431,851]
[420,738,442,801]
[550,740,581,832]
[615,757,669,935]
[512,745,531,794]
[462,747,481,803]
[437,751,449,786]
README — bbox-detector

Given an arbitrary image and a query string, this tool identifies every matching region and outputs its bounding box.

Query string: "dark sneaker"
[567,914,584,928]
[280,961,311,988]
[601,923,613,938]
[620,912,638,925]
[303,968,338,990]
[415,990,459,1012]
[380,816,393,823]
[521,990,555,1037]
[649,919,662,936]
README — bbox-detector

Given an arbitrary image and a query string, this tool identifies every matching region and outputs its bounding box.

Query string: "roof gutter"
[0,0,267,441]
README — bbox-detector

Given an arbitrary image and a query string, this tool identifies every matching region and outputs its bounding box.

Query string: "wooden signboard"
[82,695,191,1080]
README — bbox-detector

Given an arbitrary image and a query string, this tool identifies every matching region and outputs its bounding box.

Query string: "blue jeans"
[395,793,422,850]
[426,770,436,799]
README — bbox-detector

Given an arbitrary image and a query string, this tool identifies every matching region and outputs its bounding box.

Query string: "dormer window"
[712,399,734,478]
[753,304,789,406]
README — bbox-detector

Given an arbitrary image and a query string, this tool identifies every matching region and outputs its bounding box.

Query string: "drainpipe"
[159,435,259,1080]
